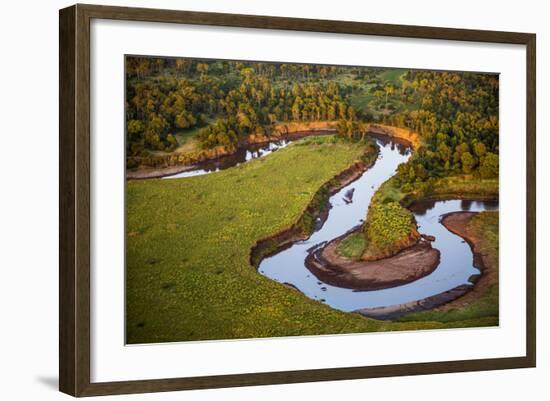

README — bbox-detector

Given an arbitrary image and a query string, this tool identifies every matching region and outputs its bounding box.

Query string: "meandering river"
[161,133,497,314]
[258,136,498,312]
[164,139,291,179]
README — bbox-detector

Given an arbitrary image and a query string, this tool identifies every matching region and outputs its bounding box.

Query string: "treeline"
[386,71,499,182]
[126,57,361,157]
[126,57,499,181]
[127,57,345,81]
[195,72,355,150]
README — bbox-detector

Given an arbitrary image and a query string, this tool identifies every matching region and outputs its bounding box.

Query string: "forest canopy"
[126,56,498,180]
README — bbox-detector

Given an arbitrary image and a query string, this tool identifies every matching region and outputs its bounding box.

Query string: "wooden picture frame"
[59,3,536,397]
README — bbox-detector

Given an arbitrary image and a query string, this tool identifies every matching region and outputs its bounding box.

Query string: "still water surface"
[258,137,498,311]
[164,139,291,179]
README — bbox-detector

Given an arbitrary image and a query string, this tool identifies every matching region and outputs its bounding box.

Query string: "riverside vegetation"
[397,211,499,324]
[125,57,499,343]
[127,136,497,343]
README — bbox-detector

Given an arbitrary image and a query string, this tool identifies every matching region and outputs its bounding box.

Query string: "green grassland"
[126,137,499,344]
[336,232,366,260]
[174,126,202,145]
[379,68,407,84]
[127,136,376,343]
[347,69,410,118]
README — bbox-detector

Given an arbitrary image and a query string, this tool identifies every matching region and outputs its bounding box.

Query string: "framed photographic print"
[59,3,536,397]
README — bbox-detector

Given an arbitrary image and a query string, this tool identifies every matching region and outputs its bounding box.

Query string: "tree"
[473,142,487,158]
[175,112,195,129]
[384,85,394,109]
[124,57,499,173]
[453,142,470,164]
[408,165,416,182]
[196,63,209,76]
[127,120,144,138]
[415,163,427,181]
[175,59,189,75]
[373,90,384,108]
[479,152,499,178]
[437,142,452,163]
[166,134,178,149]
[337,102,347,119]
[144,130,162,150]
[291,98,302,121]
[461,151,476,174]
[336,118,352,139]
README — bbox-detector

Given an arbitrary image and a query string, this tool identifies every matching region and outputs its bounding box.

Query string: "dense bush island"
[361,201,420,261]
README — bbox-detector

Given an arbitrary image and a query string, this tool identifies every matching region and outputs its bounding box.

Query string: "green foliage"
[336,232,367,259]
[473,142,487,158]
[461,151,476,174]
[358,176,416,261]
[126,57,358,159]
[479,152,499,179]
[400,175,499,205]
[360,170,498,261]
[126,57,498,179]
[196,118,239,150]
[362,201,418,260]
[388,70,498,180]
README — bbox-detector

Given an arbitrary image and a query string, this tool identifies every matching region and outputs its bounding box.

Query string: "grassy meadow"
[126,137,498,344]
[336,232,367,260]
[126,136,372,343]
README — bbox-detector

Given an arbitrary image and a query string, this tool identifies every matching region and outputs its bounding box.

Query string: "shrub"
[362,201,419,261]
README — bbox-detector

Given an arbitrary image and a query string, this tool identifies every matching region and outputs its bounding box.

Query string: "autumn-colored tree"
[479,152,499,178]
[461,152,476,174]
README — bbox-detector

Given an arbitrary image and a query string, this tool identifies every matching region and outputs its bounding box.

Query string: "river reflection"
[164,139,291,179]
[409,199,499,216]
[165,132,410,180]
[259,137,498,312]
[367,132,411,156]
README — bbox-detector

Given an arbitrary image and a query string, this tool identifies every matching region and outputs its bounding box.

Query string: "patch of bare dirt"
[305,229,440,291]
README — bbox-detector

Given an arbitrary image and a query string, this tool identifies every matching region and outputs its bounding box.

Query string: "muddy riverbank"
[250,146,379,268]
[435,211,498,311]
[305,228,440,291]
[355,210,496,319]
[127,126,337,180]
